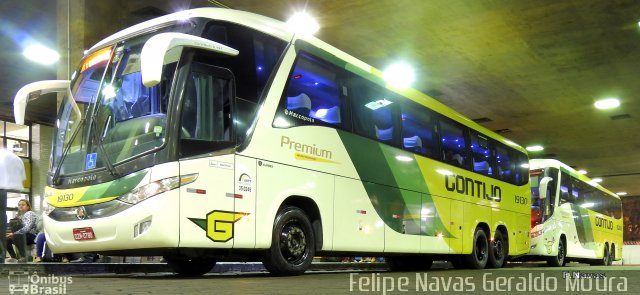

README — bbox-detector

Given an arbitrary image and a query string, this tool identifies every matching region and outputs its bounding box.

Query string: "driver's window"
[559,171,572,205]
[179,63,234,158]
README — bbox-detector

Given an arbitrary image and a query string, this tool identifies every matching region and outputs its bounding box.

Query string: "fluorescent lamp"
[525,145,544,152]
[594,98,620,109]
[383,62,415,89]
[23,44,60,65]
[286,12,319,35]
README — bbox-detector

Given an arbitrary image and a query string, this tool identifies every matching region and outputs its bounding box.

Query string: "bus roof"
[529,158,620,199]
[87,8,525,154]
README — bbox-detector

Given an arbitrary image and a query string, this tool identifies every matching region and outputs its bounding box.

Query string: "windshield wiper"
[52,116,87,185]
[89,114,118,177]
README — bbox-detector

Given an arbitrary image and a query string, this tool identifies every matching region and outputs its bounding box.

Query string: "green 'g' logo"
[189,210,248,242]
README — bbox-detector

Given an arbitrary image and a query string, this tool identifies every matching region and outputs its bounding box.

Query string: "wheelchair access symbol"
[85,153,97,170]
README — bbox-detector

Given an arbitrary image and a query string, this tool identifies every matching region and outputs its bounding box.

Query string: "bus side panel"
[461,202,491,254]
[384,188,421,253]
[233,155,257,249]
[254,160,334,250]
[178,154,235,248]
[447,198,464,254]
[332,176,384,252]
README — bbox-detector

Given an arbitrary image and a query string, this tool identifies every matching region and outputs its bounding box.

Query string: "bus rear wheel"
[593,243,609,266]
[464,228,489,269]
[608,245,615,266]
[164,255,216,276]
[488,230,507,268]
[263,206,315,276]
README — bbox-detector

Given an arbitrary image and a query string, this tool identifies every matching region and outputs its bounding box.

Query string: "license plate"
[73,227,96,241]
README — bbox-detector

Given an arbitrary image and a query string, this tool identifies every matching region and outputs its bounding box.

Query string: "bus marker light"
[226,193,243,199]
[186,188,206,194]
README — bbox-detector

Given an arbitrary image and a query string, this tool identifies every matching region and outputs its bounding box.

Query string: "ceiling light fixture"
[616,192,627,196]
[525,145,544,152]
[383,62,415,89]
[286,11,319,36]
[23,44,60,65]
[594,98,620,109]
[577,170,587,175]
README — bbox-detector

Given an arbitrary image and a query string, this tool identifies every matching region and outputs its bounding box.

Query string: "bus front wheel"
[464,228,489,269]
[164,255,216,276]
[263,206,315,276]
[547,238,566,267]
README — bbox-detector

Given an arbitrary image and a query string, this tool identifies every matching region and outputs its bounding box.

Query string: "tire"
[463,228,489,269]
[387,256,433,271]
[608,245,615,266]
[262,206,315,276]
[164,255,216,276]
[488,230,507,268]
[547,238,566,267]
[593,244,609,266]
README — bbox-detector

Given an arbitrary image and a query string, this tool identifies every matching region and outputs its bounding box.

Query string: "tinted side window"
[400,101,437,157]
[350,76,400,146]
[495,143,515,182]
[277,53,346,128]
[440,119,468,168]
[470,132,493,176]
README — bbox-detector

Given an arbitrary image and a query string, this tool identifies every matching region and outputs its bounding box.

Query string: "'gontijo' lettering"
[594,216,613,230]
[445,174,502,202]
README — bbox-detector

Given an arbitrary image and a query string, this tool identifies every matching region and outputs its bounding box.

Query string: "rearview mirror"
[140,32,239,87]
[539,176,553,216]
[13,80,71,125]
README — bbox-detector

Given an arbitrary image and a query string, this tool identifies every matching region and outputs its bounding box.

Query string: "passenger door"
[177,62,238,248]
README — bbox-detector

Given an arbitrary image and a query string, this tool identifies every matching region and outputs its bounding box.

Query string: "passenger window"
[400,102,437,158]
[440,119,467,168]
[279,53,344,127]
[571,177,583,204]
[513,152,529,185]
[495,143,514,182]
[350,76,399,145]
[470,132,492,176]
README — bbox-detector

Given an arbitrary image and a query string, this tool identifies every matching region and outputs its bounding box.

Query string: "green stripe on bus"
[338,130,452,238]
[78,169,148,202]
[571,204,595,250]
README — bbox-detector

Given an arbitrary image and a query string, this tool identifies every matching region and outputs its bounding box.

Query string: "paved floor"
[0,263,638,294]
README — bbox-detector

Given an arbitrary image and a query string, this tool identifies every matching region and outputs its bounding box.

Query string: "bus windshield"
[52,35,177,179]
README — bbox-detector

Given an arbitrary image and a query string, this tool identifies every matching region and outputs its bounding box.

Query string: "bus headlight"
[118,176,180,205]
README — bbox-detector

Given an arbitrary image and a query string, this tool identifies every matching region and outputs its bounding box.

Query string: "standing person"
[5,199,38,262]
[0,147,26,263]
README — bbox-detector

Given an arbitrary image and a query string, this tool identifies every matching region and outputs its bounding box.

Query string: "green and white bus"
[528,159,623,266]
[14,8,530,275]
